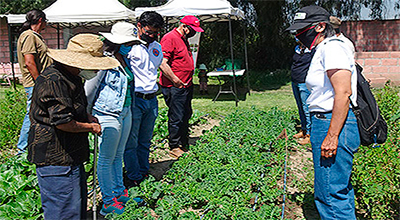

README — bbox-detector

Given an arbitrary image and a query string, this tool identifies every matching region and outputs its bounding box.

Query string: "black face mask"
[185,27,196,39]
[296,25,320,50]
[141,33,156,44]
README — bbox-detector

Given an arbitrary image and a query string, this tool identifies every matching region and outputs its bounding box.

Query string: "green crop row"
[0,89,25,157]
[0,106,206,219]
[114,108,296,219]
[352,82,400,219]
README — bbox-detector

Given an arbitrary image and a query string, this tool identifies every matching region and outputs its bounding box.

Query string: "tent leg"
[228,16,238,107]
[242,23,250,95]
[57,24,61,49]
[7,23,16,90]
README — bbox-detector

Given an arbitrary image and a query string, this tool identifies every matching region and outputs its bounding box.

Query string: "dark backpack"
[350,63,388,146]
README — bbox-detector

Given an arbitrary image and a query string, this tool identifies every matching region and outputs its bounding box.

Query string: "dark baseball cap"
[285,5,330,32]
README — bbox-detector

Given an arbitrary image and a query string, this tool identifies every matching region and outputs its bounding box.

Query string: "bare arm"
[159,58,185,88]
[24,54,40,80]
[56,119,102,135]
[321,69,352,158]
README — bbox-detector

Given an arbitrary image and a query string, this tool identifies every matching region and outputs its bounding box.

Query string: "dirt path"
[285,143,320,220]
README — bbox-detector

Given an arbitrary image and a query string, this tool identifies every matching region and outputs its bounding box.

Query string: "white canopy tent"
[135,0,244,23]
[3,0,136,90]
[6,0,135,26]
[135,0,250,105]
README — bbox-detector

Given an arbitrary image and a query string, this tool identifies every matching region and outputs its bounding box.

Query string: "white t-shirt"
[127,41,163,94]
[338,33,355,57]
[306,36,357,112]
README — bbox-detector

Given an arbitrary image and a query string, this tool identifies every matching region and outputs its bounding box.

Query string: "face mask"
[119,45,132,56]
[79,70,97,80]
[185,28,196,39]
[295,25,320,50]
[141,33,156,44]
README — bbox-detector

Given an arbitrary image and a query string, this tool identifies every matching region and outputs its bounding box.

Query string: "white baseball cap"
[100,22,145,44]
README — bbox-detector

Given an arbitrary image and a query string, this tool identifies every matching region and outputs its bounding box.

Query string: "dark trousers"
[162,85,193,149]
[36,164,87,220]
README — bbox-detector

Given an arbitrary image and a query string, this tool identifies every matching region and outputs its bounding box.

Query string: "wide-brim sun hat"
[285,5,330,32]
[180,15,204,32]
[329,16,342,29]
[99,21,146,45]
[47,34,120,70]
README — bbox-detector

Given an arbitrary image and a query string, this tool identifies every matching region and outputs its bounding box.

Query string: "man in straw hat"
[159,15,204,158]
[28,33,119,220]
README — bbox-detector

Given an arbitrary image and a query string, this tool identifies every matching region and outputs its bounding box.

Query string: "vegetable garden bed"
[113,108,295,219]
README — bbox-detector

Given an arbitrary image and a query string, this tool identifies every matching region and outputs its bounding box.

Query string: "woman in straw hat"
[28,33,118,220]
[85,21,145,216]
[286,5,359,219]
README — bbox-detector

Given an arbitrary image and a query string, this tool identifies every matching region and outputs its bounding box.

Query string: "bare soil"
[285,143,320,220]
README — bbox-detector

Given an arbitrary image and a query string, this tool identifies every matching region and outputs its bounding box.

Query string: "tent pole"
[242,23,250,95]
[228,16,238,106]
[57,24,61,49]
[7,23,16,90]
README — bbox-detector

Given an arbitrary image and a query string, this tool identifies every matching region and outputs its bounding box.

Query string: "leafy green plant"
[352,83,400,219]
[0,89,25,150]
[0,154,42,219]
[117,108,296,219]
[152,108,207,150]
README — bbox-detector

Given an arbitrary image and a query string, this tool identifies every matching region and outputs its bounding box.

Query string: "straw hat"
[47,34,120,70]
[100,22,145,44]
[329,16,342,29]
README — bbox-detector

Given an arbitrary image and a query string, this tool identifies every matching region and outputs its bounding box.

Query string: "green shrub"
[352,83,400,219]
[0,89,25,149]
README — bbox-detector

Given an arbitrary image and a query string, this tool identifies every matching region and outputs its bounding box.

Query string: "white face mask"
[79,70,97,80]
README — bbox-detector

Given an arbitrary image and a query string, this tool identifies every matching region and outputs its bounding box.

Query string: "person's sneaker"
[293,130,306,139]
[298,134,310,145]
[100,197,125,216]
[116,189,130,204]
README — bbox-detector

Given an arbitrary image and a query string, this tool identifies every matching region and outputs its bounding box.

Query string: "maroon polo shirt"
[160,28,194,87]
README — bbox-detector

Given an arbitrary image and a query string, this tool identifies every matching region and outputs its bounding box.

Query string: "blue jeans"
[124,96,158,181]
[36,164,87,220]
[17,87,33,151]
[310,110,360,220]
[161,86,193,148]
[94,107,131,205]
[292,82,311,134]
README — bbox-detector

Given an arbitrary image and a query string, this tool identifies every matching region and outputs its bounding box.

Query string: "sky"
[360,0,399,20]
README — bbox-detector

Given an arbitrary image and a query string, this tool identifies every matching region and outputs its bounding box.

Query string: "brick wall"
[356,51,400,87]
[341,20,400,87]
[341,19,400,52]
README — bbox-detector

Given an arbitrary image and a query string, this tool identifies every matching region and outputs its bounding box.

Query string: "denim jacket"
[85,66,131,117]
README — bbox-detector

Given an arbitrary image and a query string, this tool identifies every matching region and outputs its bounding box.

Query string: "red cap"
[180,15,204,32]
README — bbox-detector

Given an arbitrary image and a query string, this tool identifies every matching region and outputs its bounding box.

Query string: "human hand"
[173,79,185,88]
[87,114,99,124]
[321,134,338,158]
[91,123,102,136]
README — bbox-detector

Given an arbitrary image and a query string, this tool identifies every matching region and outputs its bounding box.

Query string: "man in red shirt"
[159,15,203,157]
